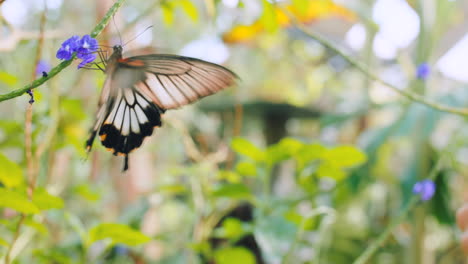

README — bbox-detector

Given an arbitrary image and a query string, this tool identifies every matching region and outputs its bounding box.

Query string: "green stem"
[293,22,468,117]
[0,0,127,103]
[353,158,444,264]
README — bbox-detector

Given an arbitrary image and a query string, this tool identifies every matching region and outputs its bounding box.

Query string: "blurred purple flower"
[114,245,128,256]
[413,179,436,201]
[56,35,98,68]
[416,63,430,80]
[35,60,51,76]
[56,35,80,60]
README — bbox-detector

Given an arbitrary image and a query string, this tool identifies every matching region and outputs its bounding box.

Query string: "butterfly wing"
[86,54,237,170]
[121,54,237,109]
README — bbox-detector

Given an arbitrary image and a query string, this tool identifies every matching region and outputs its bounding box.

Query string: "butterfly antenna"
[113,15,123,45]
[123,25,153,47]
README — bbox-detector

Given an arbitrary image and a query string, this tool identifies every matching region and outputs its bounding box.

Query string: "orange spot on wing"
[118,58,145,67]
[100,134,107,141]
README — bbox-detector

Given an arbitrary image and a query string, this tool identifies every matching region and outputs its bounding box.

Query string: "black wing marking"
[98,88,164,156]
[122,54,238,110]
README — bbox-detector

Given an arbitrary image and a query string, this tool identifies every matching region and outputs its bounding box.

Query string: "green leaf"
[0,188,40,214]
[74,184,100,201]
[0,237,8,247]
[33,249,74,264]
[32,188,64,210]
[296,143,326,169]
[88,223,151,247]
[217,170,241,183]
[157,184,187,194]
[266,138,304,164]
[235,161,257,177]
[24,218,48,235]
[231,137,265,162]
[189,241,211,255]
[284,210,315,230]
[0,153,24,188]
[260,0,278,33]
[316,162,346,181]
[323,146,367,168]
[211,184,252,200]
[178,0,198,22]
[162,5,174,26]
[0,72,18,86]
[214,247,256,264]
[214,218,245,240]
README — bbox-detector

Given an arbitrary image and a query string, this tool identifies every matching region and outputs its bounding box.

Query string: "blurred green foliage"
[0,0,467,263]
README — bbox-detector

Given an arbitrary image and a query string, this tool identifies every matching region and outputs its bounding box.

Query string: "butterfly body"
[86,45,237,170]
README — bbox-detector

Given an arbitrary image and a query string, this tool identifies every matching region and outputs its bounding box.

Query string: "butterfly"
[85,45,238,171]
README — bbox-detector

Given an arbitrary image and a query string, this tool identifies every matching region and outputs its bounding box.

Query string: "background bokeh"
[0,0,468,263]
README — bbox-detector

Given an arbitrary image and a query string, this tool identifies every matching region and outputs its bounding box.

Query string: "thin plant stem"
[292,21,468,117]
[5,5,47,263]
[4,215,26,264]
[0,0,127,103]
[353,158,444,264]
[3,0,127,262]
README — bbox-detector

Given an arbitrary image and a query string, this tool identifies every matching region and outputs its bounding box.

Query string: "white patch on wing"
[135,93,149,108]
[122,107,130,136]
[124,89,135,105]
[105,100,120,124]
[134,104,148,123]
[145,73,176,108]
[114,100,125,130]
[130,109,140,133]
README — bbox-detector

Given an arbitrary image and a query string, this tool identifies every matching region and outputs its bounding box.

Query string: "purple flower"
[76,35,98,55]
[56,35,98,68]
[35,60,51,76]
[413,179,436,201]
[77,53,96,69]
[56,35,80,60]
[416,63,430,80]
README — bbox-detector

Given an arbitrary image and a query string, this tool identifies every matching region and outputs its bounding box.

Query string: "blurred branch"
[0,0,127,103]
[0,29,64,52]
[292,21,468,117]
[353,158,444,264]
[5,6,47,264]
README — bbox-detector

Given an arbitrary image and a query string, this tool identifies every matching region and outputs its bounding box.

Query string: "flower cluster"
[413,179,435,201]
[56,35,98,69]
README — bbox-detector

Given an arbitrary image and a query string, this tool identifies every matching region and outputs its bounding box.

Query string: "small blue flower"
[77,53,96,69]
[416,63,430,80]
[56,35,98,68]
[413,179,436,201]
[76,35,98,55]
[56,35,80,60]
[35,60,51,76]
